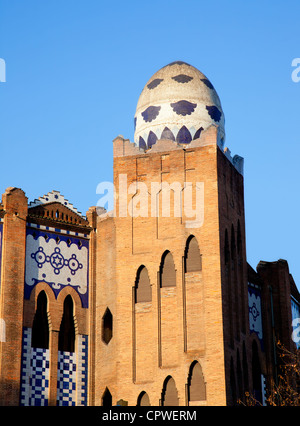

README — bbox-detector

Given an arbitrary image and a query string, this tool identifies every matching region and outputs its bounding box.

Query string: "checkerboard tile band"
[77,335,88,406]
[57,351,77,406]
[20,327,50,406]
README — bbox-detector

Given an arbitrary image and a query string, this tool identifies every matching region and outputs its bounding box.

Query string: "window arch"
[58,295,76,353]
[102,387,112,406]
[32,291,49,349]
[161,376,179,406]
[160,251,176,288]
[135,266,151,303]
[137,391,151,406]
[184,235,201,272]
[187,361,206,402]
[102,308,113,344]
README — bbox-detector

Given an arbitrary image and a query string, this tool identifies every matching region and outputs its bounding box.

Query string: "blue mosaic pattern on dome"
[193,127,204,139]
[147,131,157,148]
[139,136,147,150]
[201,78,214,90]
[171,100,197,116]
[172,74,193,84]
[142,106,161,123]
[176,126,192,144]
[147,78,163,90]
[206,105,222,122]
[161,127,175,141]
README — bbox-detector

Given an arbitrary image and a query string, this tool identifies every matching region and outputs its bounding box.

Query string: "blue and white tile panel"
[56,334,88,406]
[20,328,50,406]
[20,328,88,406]
[248,283,264,348]
[25,227,89,308]
[57,351,77,406]
[77,334,88,406]
[291,296,300,349]
[27,222,88,239]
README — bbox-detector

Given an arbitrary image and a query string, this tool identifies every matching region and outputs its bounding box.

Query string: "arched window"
[161,376,179,406]
[187,361,206,402]
[184,236,201,272]
[160,251,176,288]
[102,387,112,406]
[102,308,113,344]
[32,291,49,349]
[58,295,76,353]
[137,391,151,406]
[135,266,151,303]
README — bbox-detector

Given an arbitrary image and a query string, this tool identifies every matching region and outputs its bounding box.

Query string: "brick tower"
[91,61,248,406]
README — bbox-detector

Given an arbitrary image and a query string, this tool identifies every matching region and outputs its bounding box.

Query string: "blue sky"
[0,0,299,287]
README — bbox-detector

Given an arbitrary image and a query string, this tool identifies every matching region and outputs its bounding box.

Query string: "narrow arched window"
[137,391,151,406]
[184,235,201,272]
[135,266,151,303]
[102,387,112,406]
[31,291,49,349]
[58,295,76,352]
[187,361,206,402]
[160,251,176,288]
[161,376,179,406]
[102,308,113,344]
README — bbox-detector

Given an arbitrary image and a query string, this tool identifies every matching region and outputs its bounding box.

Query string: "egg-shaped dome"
[134,61,225,149]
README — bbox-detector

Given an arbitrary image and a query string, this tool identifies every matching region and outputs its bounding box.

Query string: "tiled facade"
[20,328,50,406]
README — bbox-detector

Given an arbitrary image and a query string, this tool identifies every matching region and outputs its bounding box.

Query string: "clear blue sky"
[0,0,299,288]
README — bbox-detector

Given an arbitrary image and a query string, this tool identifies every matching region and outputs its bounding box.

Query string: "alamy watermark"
[0,58,6,82]
[291,58,300,83]
[96,174,204,229]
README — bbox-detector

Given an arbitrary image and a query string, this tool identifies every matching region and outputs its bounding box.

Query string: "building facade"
[0,61,299,406]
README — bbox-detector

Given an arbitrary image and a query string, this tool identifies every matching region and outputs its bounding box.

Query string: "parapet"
[113,126,244,176]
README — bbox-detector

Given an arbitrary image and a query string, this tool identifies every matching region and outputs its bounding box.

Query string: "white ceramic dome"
[134,61,225,149]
